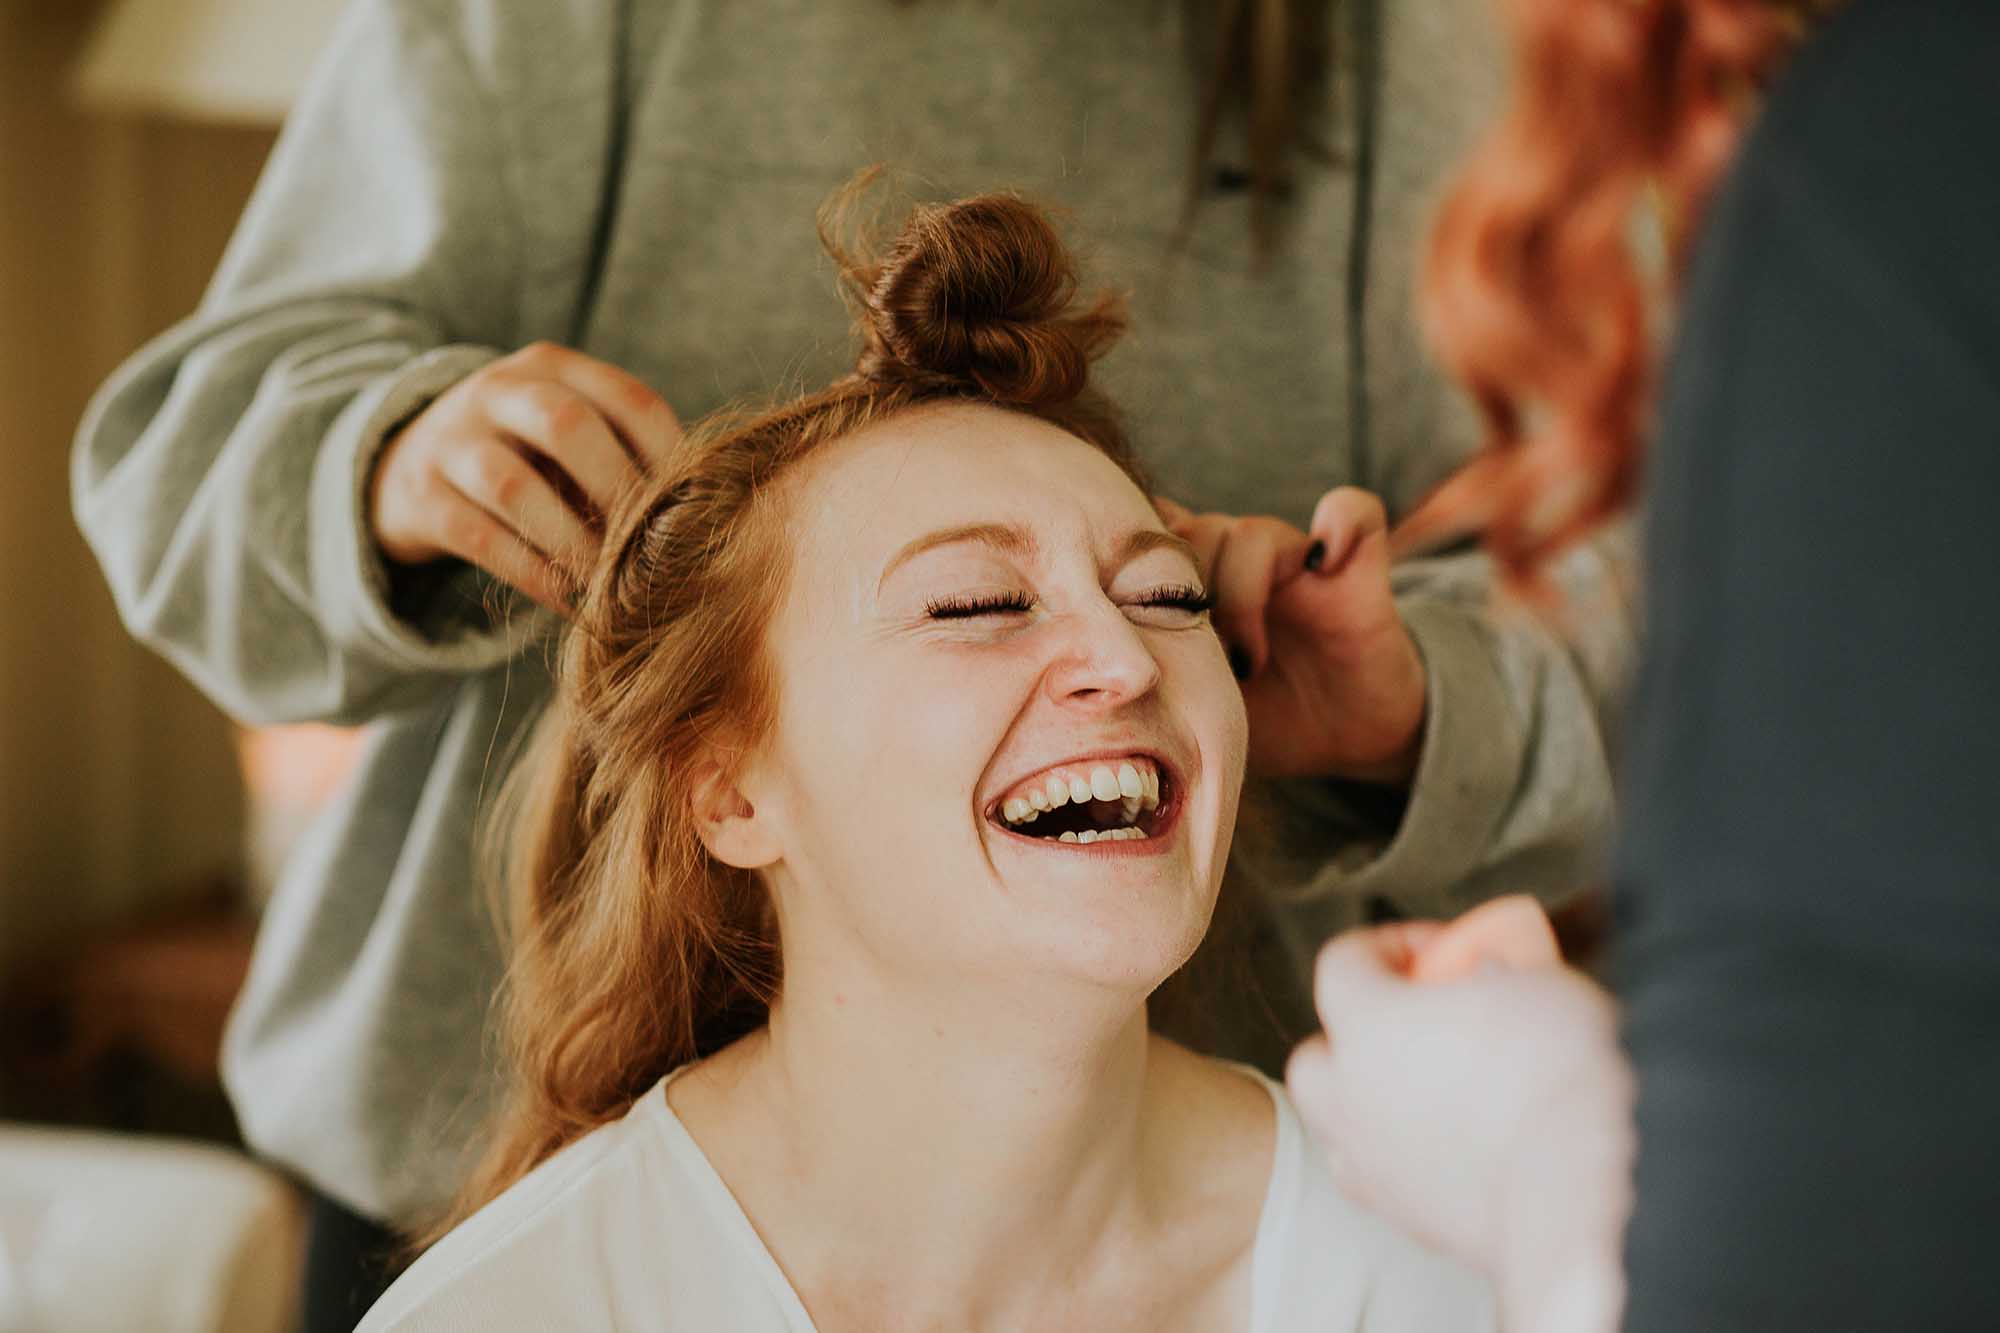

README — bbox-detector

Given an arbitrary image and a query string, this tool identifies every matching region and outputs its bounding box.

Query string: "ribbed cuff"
[1268,597,1525,919]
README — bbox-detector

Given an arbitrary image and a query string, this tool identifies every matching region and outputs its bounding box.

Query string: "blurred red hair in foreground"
[1406,0,1824,585]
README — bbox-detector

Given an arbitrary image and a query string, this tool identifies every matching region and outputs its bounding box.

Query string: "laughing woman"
[356,194,1493,1332]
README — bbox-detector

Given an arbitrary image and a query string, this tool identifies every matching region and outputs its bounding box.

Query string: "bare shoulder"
[1142,1041,1276,1225]
[1144,1033,1278,1161]
[1109,1037,1277,1331]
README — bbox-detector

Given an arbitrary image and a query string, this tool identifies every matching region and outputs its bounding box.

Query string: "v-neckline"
[648,1070,823,1332]
[647,1063,1289,1333]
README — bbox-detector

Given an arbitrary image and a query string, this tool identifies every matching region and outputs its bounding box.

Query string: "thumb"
[1307,486,1390,576]
[1408,894,1562,984]
[1276,486,1396,639]
[1310,921,1444,1019]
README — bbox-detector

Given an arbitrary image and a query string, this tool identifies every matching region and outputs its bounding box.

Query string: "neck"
[690,949,1165,1323]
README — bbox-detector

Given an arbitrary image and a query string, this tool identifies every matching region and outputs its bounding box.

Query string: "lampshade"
[71,0,349,125]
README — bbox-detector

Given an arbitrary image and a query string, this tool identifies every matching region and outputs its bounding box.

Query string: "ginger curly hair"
[1409,0,1840,581]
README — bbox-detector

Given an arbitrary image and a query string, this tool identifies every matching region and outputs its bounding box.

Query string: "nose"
[1041,599,1162,711]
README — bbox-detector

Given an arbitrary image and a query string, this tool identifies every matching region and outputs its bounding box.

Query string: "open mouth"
[984,754,1180,847]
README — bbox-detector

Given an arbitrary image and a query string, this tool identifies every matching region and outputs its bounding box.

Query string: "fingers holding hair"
[435,437,599,575]
[429,494,577,615]
[1154,501,1313,677]
[522,342,684,469]
[1207,515,1317,676]
[1307,486,1390,579]
[482,376,642,519]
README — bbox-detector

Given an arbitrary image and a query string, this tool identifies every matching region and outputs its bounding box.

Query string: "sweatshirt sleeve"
[71,0,550,727]
[1248,520,1633,948]
[1233,0,1628,937]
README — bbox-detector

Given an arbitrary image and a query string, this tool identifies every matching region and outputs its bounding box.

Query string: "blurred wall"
[0,1,275,972]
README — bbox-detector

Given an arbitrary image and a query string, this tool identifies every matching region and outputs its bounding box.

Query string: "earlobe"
[689,759,782,870]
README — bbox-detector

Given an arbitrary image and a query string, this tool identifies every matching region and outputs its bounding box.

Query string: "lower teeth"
[1056,828,1142,844]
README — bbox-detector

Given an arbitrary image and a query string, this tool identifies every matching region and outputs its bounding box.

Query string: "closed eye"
[923,585,1210,623]
[925,591,1036,620]
[1128,583,1213,615]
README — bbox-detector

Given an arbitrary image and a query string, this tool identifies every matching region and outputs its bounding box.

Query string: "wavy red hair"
[1407,0,1832,582]
[411,185,1139,1249]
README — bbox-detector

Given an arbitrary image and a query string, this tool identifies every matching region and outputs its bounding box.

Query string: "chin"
[1019,882,1216,998]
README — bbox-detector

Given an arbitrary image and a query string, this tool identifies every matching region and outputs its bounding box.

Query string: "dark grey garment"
[1614,0,2000,1327]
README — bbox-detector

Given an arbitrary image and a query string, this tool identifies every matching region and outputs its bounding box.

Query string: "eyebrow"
[879,523,1037,589]
[877,522,1201,590]
[1114,528,1201,572]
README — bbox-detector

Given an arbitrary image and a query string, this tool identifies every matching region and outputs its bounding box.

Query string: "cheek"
[1172,635,1249,795]
[1219,671,1249,772]
[879,649,1035,781]
[777,641,1027,836]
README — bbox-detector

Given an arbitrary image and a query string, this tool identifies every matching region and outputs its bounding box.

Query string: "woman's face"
[737,403,1247,1001]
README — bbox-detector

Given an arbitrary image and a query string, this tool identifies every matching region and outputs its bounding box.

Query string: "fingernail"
[1229,648,1251,680]
[1304,539,1327,572]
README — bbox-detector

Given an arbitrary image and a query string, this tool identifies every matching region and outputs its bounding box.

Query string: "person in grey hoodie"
[73,0,1629,1323]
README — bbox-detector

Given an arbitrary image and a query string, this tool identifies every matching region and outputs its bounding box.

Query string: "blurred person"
[1285,0,2000,1329]
[72,1,1629,1324]
[357,188,1495,1332]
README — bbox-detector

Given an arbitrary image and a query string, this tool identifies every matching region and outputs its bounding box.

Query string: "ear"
[688,756,783,870]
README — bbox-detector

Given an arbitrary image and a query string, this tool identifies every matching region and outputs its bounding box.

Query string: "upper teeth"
[998,759,1163,831]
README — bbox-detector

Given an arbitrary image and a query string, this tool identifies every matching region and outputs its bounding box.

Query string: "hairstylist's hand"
[371,342,682,614]
[1157,488,1425,784]
[1286,919,1634,1333]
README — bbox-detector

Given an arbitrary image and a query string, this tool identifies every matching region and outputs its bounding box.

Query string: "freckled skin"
[669,403,1273,1332]
[734,401,1248,999]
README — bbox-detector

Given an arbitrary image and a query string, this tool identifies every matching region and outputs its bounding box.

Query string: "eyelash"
[923,584,1214,620]
[1135,583,1216,614]
[925,591,1036,619]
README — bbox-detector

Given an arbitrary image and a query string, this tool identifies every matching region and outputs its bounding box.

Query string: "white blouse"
[359,1066,1494,1331]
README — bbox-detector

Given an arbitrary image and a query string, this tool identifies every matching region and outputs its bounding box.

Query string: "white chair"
[0,1125,302,1333]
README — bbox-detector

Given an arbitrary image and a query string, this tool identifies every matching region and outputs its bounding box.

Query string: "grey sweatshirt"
[73,0,1628,1222]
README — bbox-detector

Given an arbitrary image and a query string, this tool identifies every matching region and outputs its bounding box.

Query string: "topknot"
[838,190,1126,405]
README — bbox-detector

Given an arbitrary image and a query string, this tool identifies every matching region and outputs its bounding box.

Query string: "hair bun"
[848,193,1123,405]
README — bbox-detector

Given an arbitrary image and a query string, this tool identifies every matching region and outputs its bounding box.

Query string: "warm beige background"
[0,1,275,973]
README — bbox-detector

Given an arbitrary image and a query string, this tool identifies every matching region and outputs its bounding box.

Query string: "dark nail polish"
[1304,540,1327,572]
[1229,648,1251,680]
